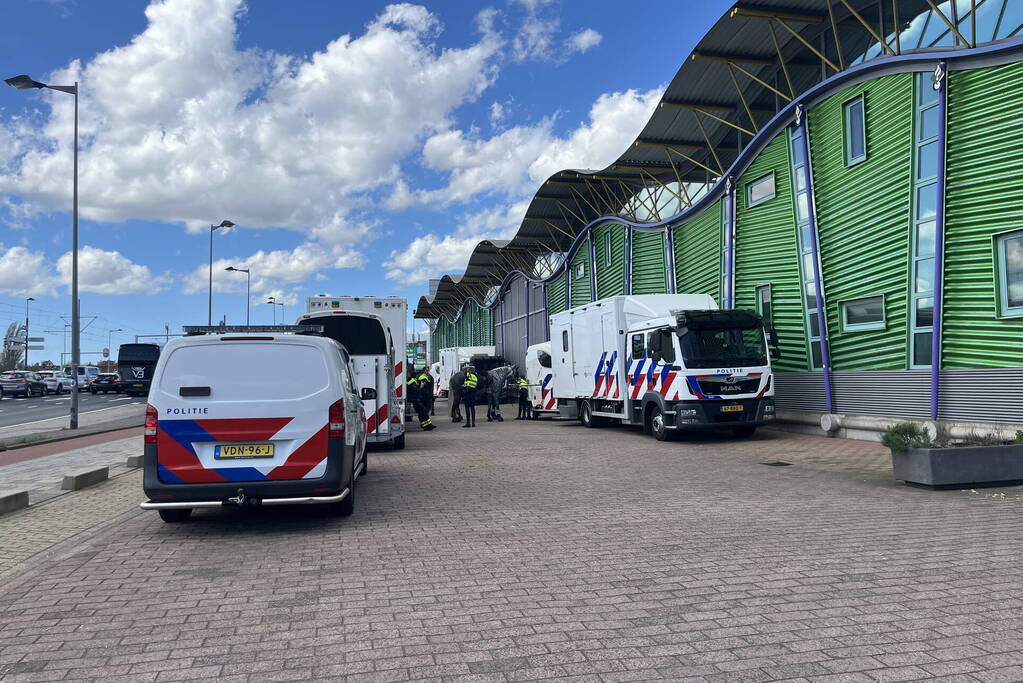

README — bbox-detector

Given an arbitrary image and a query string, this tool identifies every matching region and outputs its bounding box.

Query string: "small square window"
[755,284,772,328]
[841,295,886,331]
[575,262,585,280]
[844,95,867,166]
[562,330,569,352]
[746,173,776,207]
[996,230,1023,317]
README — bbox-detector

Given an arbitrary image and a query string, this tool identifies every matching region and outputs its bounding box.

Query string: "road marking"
[110,397,131,402]
[0,403,145,432]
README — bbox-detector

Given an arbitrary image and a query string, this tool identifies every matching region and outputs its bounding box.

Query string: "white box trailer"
[524,342,558,417]
[550,294,777,440]
[437,346,495,396]
[302,295,408,448]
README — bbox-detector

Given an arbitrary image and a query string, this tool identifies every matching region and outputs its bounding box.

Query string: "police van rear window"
[161,342,329,402]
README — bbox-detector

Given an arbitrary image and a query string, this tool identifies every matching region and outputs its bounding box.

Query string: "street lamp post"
[267,297,284,325]
[208,220,234,325]
[6,75,80,428]
[24,297,35,369]
[224,267,251,325]
[107,328,122,372]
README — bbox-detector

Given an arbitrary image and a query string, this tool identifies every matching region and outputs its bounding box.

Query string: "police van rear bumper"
[140,438,353,507]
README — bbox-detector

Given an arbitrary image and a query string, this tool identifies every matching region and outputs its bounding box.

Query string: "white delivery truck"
[524,342,558,418]
[436,346,495,397]
[550,294,778,440]
[300,295,408,449]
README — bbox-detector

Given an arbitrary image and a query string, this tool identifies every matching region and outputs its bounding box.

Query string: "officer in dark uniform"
[516,375,531,419]
[407,369,435,431]
[461,365,478,428]
[422,367,436,416]
[449,369,464,422]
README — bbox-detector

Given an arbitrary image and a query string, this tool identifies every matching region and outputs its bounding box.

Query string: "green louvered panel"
[674,200,721,300]
[479,306,495,345]
[547,270,568,315]
[570,244,592,306]
[459,305,473,345]
[944,62,1023,368]
[632,230,667,294]
[810,72,914,371]
[734,133,808,373]
[593,223,626,298]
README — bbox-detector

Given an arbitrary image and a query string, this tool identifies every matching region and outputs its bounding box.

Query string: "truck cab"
[624,309,778,439]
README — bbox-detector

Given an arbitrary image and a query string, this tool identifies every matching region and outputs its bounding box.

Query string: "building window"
[910,72,941,368]
[844,95,867,166]
[755,284,772,328]
[841,295,886,331]
[997,230,1023,317]
[788,126,823,370]
[747,173,776,207]
[575,262,585,280]
[604,231,612,266]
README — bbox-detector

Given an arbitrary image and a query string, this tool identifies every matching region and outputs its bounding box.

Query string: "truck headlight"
[677,408,697,417]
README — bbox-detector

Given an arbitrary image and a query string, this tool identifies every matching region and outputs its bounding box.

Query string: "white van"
[524,342,558,418]
[140,328,367,522]
[63,365,99,391]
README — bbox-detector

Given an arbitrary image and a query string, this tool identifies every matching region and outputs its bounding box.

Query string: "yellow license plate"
[215,443,275,459]
[721,405,744,413]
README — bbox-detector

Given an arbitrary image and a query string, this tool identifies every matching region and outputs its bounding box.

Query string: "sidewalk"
[0,403,145,448]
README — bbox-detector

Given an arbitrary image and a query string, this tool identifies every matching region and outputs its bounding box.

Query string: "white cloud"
[181,242,364,295]
[384,86,664,285]
[0,246,57,296]
[57,246,170,295]
[0,0,501,257]
[566,28,602,54]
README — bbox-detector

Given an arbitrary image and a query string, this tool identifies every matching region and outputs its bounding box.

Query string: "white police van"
[140,326,367,522]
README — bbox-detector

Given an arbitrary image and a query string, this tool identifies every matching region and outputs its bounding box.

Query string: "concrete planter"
[892,444,1023,489]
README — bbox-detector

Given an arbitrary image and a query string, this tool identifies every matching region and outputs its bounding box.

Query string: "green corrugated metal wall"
[810,73,914,371]
[569,243,592,306]
[944,61,1023,368]
[593,223,626,298]
[632,230,667,294]
[674,199,721,300]
[547,270,568,315]
[734,134,808,372]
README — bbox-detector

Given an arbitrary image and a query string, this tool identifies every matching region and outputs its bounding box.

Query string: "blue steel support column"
[930,62,949,421]
[543,282,550,340]
[588,230,598,301]
[724,177,736,308]
[498,285,506,358]
[625,225,633,294]
[795,104,835,414]
[665,226,677,294]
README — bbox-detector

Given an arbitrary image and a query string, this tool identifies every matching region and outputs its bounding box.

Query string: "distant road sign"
[27,337,44,342]
[102,347,109,358]
[27,345,45,350]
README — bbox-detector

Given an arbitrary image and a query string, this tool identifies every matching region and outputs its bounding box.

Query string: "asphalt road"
[0,391,143,430]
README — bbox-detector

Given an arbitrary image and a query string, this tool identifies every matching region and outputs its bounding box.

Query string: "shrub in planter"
[884,422,1023,489]
[880,423,933,455]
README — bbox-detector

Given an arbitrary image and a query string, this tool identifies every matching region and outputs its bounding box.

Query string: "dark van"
[117,343,162,397]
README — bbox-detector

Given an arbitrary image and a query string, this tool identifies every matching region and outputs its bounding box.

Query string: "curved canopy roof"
[417,0,1006,319]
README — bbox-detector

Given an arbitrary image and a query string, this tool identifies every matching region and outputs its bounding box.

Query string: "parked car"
[37,370,73,394]
[91,373,122,394]
[140,330,367,523]
[0,371,48,397]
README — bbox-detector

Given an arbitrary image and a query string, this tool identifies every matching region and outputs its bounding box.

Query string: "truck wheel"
[580,401,600,428]
[649,406,675,442]
[158,508,192,523]
[732,426,756,438]
[392,434,405,450]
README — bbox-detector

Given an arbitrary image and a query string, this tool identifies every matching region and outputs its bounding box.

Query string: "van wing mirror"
[360,387,377,401]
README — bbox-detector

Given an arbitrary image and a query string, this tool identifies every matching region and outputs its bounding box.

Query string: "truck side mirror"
[361,387,377,401]
[768,328,781,361]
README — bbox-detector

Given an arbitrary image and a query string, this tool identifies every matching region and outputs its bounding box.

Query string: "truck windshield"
[677,327,767,368]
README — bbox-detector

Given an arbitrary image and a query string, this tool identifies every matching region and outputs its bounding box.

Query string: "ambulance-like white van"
[140,326,367,522]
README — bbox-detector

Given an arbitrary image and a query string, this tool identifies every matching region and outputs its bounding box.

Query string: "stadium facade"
[416,1,1023,437]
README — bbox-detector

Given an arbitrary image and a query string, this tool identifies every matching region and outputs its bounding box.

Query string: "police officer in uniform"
[461,365,478,428]
[515,374,531,420]
[449,369,464,422]
[407,369,435,431]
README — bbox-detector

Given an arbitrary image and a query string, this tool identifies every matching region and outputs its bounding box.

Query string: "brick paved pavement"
[1,409,1022,682]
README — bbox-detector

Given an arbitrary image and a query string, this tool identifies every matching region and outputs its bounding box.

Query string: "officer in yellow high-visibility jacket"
[461,366,478,428]
[407,370,435,431]
[515,375,531,420]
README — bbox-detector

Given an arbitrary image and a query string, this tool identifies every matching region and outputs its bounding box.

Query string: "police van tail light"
[144,404,158,443]
[329,399,345,439]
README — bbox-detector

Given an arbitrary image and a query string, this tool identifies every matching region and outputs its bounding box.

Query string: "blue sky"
[0,0,731,363]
